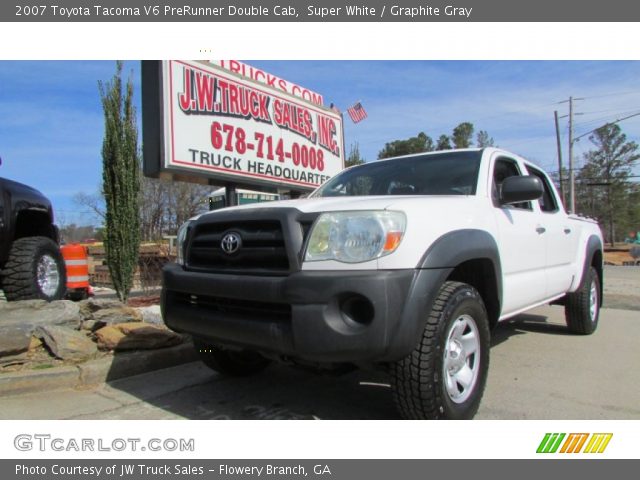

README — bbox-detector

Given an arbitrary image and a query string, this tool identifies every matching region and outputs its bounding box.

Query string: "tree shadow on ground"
[105,355,398,420]
[104,311,573,420]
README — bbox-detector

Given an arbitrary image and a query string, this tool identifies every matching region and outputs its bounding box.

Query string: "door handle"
[564,228,571,234]
[536,226,546,234]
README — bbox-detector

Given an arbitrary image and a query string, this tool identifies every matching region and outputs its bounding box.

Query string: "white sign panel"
[210,60,325,106]
[162,60,344,190]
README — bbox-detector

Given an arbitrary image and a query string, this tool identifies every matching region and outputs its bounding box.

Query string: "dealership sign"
[142,60,344,191]
[210,60,324,106]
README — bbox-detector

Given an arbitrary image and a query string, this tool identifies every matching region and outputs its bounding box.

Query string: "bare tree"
[76,172,214,241]
[73,191,105,220]
[139,175,169,241]
[165,181,211,233]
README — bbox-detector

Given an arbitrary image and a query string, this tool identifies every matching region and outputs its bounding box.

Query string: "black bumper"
[161,264,452,363]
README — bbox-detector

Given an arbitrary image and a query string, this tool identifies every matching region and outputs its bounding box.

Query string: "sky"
[2,60,640,227]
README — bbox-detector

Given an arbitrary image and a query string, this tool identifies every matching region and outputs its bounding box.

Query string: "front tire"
[2,236,66,302]
[565,266,600,335]
[194,340,270,376]
[391,281,490,420]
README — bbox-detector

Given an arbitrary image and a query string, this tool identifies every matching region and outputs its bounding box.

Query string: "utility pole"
[568,97,575,213]
[553,110,565,206]
[558,96,583,214]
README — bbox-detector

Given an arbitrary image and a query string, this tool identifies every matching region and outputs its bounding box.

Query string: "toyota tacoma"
[161,148,603,419]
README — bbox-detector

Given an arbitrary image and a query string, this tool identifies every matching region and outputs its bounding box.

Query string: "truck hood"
[0,177,52,211]
[199,195,477,217]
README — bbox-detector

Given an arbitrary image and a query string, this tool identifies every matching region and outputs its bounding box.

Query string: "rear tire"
[2,236,66,302]
[194,340,270,376]
[391,281,490,420]
[565,266,600,335]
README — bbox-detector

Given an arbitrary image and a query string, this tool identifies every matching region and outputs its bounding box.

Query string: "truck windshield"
[312,151,482,198]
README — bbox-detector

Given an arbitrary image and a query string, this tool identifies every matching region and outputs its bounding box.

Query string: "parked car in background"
[0,157,66,301]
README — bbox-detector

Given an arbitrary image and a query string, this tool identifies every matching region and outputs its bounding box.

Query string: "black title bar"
[5,0,640,22]
[3,459,639,479]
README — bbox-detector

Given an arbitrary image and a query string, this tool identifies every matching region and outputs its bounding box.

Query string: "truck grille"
[188,220,289,273]
[172,292,292,324]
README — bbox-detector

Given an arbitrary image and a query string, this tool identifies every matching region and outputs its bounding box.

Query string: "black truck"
[0,159,66,301]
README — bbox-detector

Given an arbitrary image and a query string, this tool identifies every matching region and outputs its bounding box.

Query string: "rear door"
[525,164,578,296]
[490,155,547,315]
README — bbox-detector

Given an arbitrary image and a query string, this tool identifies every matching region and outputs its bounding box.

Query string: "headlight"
[175,221,191,265]
[305,211,406,263]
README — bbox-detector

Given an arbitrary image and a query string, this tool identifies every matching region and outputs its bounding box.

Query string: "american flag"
[347,102,367,123]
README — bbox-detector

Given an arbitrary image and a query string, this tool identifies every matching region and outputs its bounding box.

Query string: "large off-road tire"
[565,266,600,335]
[391,281,490,420]
[2,236,66,302]
[194,340,271,376]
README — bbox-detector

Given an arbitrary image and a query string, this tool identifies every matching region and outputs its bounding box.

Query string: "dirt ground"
[603,265,640,311]
[604,243,640,265]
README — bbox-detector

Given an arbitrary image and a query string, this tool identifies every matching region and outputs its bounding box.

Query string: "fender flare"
[418,229,503,304]
[575,234,603,300]
[384,229,504,361]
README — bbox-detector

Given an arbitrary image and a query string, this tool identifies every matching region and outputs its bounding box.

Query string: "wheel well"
[591,249,603,301]
[14,210,55,240]
[446,259,500,329]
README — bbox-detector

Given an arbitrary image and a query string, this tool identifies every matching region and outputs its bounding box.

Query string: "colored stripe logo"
[537,433,612,454]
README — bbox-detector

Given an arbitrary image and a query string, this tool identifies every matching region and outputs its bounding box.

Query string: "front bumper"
[162,264,451,363]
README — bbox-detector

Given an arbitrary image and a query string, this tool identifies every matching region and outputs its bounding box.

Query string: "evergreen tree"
[577,123,640,245]
[378,132,434,159]
[436,134,452,150]
[452,122,474,148]
[378,124,494,155]
[99,62,141,302]
[476,130,495,148]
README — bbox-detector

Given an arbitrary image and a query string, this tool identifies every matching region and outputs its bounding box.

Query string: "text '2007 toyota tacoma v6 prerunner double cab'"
[161,148,603,419]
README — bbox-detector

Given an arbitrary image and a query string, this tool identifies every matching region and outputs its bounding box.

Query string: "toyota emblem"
[221,232,242,254]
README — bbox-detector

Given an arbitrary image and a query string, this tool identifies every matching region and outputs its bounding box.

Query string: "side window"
[492,158,531,210]
[526,165,559,213]
[387,180,416,195]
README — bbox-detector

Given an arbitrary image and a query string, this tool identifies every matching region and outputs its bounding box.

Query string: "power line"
[573,108,640,128]
[581,90,640,100]
[573,111,640,142]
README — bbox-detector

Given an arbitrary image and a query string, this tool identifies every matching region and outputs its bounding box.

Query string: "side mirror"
[500,175,543,205]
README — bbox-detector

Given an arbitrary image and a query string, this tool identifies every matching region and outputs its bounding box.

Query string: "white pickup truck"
[161,148,604,420]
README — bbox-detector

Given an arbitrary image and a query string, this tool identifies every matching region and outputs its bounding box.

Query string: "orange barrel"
[61,243,90,289]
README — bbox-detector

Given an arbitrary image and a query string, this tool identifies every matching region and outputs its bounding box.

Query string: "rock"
[91,307,142,325]
[0,301,83,364]
[0,324,32,358]
[0,300,81,329]
[78,298,125,319]
[94,326,126,350]
[0,353,28,367]
[35,325,98,363]
[80,320,100,331]
[0,299,48,310]
[95,323,183,351]
[29,336,43,351]
[45,301,82,327]
[137,305,163,325]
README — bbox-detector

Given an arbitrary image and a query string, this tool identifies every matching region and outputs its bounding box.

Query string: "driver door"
[491,156,547,316]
